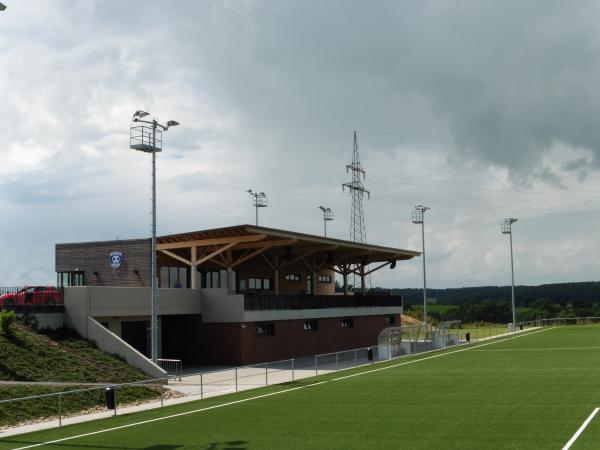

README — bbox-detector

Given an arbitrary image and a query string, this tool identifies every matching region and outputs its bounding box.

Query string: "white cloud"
[1,0,600,288]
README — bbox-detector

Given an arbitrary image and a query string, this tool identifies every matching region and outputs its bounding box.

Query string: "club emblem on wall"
[109,251,123,269]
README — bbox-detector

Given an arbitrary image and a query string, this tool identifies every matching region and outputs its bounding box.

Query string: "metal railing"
[0,320,550,430]
[156,359,182,380]
[0,378,167,428]
[519,316,600,328]
[243,293,403,311]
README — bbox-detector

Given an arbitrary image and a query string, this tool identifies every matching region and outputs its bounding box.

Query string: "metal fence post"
[265,363,268,385]
[114,386,117,417]
[235,368,238,392]
[335,353,339,371]
[292,358,295,382]
[160,379,164,407]
[200,373,204,399]
[315,355,318,376]
[58,393,62,427]
[354,350,357,367]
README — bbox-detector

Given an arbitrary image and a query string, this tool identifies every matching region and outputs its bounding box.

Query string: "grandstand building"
[55,225,419,368]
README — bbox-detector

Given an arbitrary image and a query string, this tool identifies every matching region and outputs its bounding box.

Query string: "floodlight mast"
[248,190,268,225]
[412,204,430,335]
[501,217,518,331]
[130,110,179,364]
[318,206,334,237]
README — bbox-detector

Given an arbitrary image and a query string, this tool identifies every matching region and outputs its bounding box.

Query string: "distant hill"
[373,281,600,307]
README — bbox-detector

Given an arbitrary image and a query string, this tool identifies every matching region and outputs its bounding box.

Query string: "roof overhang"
[156,224,420,268]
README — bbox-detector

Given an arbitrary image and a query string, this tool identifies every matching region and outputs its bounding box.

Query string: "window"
[247,278,272,291]
[386,315,396,325]
[318,275,332,283]
[240,279,247,290]
[285,274,301,282]
[254,323,275,336]
[160,267,187,288]
[57,271,85,287]
[341,318,354,329]
[304,320,318,332]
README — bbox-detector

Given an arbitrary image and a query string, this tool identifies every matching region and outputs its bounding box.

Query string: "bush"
[0,310,17,335]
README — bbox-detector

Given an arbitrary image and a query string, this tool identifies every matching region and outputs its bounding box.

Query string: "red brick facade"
[161,314,399,366]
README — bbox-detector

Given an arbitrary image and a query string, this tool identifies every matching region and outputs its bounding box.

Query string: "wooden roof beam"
[157,234,267,251]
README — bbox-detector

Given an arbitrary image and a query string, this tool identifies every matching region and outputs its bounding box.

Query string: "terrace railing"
[243,293,403,311]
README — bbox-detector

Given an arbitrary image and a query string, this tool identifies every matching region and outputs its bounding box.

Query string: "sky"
[1,0,600,289]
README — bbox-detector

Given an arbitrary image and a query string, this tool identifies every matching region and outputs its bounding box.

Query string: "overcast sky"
[1,0,600,289]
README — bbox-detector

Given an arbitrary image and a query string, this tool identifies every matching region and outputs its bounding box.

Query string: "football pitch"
[2,325,600,449]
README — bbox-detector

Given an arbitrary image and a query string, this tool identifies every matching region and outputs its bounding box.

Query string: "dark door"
[121,321,149,356]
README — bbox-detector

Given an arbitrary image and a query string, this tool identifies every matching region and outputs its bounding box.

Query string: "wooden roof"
[157,224,419,266]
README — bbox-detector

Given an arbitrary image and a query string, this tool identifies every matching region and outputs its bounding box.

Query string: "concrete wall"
[64,286,202,320]
[200,288,401,323]
[244,306,402,322]
[87,317,166,379]
[201,289,245,322]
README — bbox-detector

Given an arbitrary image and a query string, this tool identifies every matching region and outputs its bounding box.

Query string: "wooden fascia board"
[159,249,192,266]
[233,238,298,251]
[157,234,267,251]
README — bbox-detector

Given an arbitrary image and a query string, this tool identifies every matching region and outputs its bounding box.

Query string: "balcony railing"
[243,293,403,311]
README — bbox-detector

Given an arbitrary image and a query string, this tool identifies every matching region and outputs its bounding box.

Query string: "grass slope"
[2,326,600,449]
[0,324,157,427]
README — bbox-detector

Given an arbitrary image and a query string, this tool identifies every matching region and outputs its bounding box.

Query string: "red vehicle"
[0,286,62,307]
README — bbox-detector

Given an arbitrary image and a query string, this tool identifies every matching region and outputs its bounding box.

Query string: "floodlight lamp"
[0,3,6,11]
[133,110,149,119]
[318,206,326,212]
[166,120,179,129]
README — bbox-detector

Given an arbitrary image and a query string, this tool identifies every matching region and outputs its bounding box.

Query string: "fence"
[156,359,182,380]
[519,316,600,328]
[0,378,166,428]
[0,320,536,430]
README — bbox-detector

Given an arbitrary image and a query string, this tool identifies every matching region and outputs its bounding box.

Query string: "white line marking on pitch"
[472,346,600,352]
[562,407,599,450]
[8,327,553,450]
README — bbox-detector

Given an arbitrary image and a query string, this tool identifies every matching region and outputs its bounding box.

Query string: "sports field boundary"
[562,407,599,450]
[5,327,552,450]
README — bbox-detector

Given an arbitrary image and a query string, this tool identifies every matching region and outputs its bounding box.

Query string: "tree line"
[368,281,600,323]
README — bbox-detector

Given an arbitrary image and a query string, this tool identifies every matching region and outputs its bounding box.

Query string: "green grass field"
[2,326,600,449]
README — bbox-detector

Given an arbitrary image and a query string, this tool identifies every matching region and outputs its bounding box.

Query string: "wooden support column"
[312,271,317,295]
[191,246,198,289]
[274,254,279,295]
[360,265,366,292]
[343,267,348,296]
[227,268,233,293]
[226,249,233,294]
